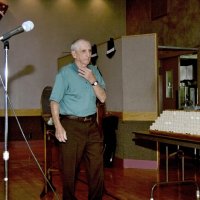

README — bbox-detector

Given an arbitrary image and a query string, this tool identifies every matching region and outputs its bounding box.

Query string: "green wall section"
[116,120,157,161]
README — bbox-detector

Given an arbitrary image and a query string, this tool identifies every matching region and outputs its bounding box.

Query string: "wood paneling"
[0,116,44,141]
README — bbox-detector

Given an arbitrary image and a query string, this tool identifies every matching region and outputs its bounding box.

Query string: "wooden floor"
[1,140,200,200]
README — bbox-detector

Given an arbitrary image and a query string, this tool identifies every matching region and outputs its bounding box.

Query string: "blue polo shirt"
[50,63,106,117]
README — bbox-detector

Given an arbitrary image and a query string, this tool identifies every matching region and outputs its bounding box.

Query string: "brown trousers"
[60,117,104,200]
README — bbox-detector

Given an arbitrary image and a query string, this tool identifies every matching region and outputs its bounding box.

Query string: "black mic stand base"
[40,173,56,198]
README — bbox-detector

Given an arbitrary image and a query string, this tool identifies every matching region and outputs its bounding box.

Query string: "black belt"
[60,113,97,122]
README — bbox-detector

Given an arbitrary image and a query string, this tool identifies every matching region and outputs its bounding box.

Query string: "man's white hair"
[71,39,91,51]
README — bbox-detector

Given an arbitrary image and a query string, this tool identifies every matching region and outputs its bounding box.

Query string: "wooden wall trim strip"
[0,110,157,120]
[106,111,157,121]
[123,112,158,121]
[0,109,41,117]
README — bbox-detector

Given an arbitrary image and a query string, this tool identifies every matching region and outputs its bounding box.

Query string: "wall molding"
[0,109,157,121]
[107,111,157,121]
[0,109,41,117]
[114,157,158,169]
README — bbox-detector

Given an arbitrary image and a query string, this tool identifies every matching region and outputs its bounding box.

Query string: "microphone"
[0,21,34,42]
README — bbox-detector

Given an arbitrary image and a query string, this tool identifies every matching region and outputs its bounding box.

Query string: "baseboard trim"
[114,157,158,169]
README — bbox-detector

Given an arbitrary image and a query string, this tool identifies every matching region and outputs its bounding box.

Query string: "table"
[133,131,200,200]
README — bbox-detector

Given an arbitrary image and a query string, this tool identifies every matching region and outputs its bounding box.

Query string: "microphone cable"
[0,74,61,200]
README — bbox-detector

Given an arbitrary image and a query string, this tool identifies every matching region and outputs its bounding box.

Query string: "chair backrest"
[41,86,52,116]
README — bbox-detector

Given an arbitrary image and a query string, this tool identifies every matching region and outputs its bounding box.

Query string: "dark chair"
[40,86,59,198]
[102,115,119,168]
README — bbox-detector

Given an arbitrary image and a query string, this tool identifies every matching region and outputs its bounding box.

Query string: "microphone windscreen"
[22,21,34,32]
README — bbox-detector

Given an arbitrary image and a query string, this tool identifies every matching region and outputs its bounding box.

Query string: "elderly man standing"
[50,39,106,200]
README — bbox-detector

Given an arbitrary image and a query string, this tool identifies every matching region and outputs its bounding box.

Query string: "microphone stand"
[0,40,60,200]
[3,40,9,200]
